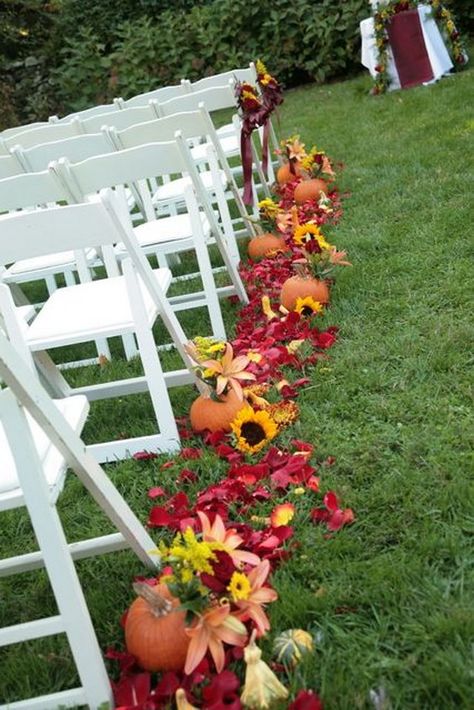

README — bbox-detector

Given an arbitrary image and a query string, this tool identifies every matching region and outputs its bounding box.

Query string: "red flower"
[289,689,324,710]
[181,447,202,460]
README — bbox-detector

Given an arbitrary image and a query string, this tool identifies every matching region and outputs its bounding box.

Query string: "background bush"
[1,0,472,129]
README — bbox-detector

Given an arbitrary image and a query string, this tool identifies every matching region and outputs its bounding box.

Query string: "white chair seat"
[152,169,227,204]
[0,394,89,506]
[216,123,234,137]
[122,212,211,252]
[191,134,239,161]
[4,249,97,280]
[25,268,172,349]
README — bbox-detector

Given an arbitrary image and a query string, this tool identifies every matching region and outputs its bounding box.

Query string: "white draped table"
[360,4,453,90]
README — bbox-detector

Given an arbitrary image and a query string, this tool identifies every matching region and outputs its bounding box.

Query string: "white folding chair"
[0,329,161,709]
[116,82,188,109]
[105,107,256,239]
[0,191,200,461]
[79,101,160,134]
[50,142,248,340]
[4,120,83,151]
[12,132,115,173]
[0,169,111,362]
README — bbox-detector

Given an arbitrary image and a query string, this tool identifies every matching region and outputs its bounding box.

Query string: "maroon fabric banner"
[387,9,433,89]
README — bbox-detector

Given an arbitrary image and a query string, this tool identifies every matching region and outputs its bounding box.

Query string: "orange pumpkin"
[190,389,245,433]
[293,178,328,205]
[248,233,286,260]
[276,161,302,185]
[280,275,330,311]
[125,582,190,672]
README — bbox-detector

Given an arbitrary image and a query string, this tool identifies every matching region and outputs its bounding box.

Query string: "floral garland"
[105,69,353,710]
[372,0,466,95]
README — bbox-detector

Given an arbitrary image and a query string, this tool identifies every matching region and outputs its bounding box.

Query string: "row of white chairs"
[0,64,257,148]
[0,63,274,710]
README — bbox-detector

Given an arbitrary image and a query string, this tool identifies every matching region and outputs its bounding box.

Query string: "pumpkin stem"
[294,262,311,279]
[133,582,172,617]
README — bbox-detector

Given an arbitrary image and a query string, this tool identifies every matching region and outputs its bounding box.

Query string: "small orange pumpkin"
[190,389,245,433]
[293,178,328,205]
[125,582,190,672]
[248,233,286,260]
[276,161,302,185]
[280,275,330,311]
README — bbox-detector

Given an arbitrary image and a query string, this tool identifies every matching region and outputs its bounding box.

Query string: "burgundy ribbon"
[241,130,254,206]
[262,120,270,178]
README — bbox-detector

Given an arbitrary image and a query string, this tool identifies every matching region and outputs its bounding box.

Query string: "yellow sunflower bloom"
[293,223,332,250]
[294,296,324,317]
[231,406,278,454]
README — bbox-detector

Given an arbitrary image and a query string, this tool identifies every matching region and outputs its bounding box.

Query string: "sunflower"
[293,223,331,251]
[294,296,324,317]
[231,406,278,454]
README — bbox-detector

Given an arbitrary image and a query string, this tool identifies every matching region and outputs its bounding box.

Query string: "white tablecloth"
[360,4,453,90]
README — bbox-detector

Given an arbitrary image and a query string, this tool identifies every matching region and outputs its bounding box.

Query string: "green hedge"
[1,0,472,128]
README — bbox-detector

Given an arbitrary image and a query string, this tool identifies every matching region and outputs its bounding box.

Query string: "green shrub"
[2,0,472,126]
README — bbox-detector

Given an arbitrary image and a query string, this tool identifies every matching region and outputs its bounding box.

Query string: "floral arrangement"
[291,223,351,280]
[107,60,354,710]
[184,339,256,401]
[158,513,277,674]
[372,0,466,95]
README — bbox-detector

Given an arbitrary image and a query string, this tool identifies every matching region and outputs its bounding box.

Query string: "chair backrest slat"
[57,141,187,198]
[121,83,188,109]
[80,103,159,134]
[0,198,119,265]
[1,122,49,141]
[4,121,83,151]
[0,154,25,180]
[158,82,236,117]
[16,133,114,173]
[53,102,120,124]
[111,110,208,149]
[0,170,71,213]
[187,64,256,92]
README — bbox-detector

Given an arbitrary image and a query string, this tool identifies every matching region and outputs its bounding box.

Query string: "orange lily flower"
[329,248,351,267]
[184,603,247,674]
[201,343,256,400]
[234,560,278,636]
[197,511,261,567]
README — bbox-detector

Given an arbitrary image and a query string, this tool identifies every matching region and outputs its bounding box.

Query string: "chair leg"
[122,260,181,447]
[1,392,113,710]
[122,333,139,361]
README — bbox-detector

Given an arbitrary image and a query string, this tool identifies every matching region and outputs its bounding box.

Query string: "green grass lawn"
[1,66,473,708]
